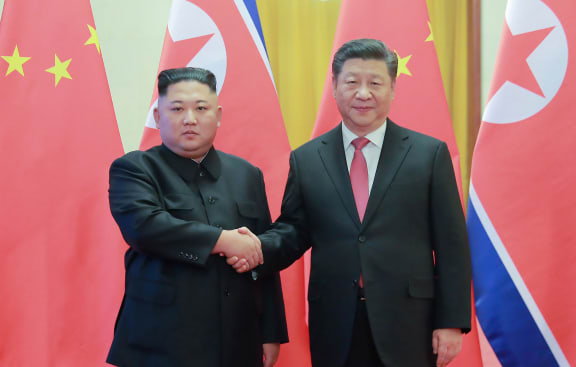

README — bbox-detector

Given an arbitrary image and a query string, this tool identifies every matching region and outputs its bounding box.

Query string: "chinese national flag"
[0,0,125,365]
[468,0,576,365]
[312,1,482,366]
[139,0,308,366]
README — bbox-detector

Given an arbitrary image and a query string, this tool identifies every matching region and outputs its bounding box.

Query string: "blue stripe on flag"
[242,0,267,53]
[467,199,559,367]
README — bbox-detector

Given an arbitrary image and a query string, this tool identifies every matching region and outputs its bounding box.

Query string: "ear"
[216,106,222,127]
[153,107,160,129]
[332,77,337,98]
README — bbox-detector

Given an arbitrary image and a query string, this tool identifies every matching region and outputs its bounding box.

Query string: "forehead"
[163,80,216,102]
[338,58,391,79]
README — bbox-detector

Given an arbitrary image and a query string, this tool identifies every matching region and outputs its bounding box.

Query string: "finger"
[226,256,239,265]
[237,226,249,234]
[233,259,248,270]
[436,345,449,367]
[254,239,264,264]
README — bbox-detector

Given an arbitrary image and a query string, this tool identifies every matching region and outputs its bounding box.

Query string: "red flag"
[312,1,482,366]
[139,1,309,365]
[468,0,576,365]
[0,0,125,365]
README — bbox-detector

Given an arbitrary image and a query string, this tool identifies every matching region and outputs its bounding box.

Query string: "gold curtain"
[257,0,479,198]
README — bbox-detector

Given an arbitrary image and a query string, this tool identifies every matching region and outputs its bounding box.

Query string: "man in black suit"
[106,67,288,367]
[235,38,471,367]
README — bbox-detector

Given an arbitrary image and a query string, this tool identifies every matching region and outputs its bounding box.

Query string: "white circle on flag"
[146,0,227,129]
[483,0,567,124]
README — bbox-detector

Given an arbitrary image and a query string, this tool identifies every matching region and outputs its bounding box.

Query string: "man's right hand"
[212,227,263,271]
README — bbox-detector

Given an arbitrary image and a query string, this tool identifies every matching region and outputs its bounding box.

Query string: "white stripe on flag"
[469,182,569,366]
[233,0,277,90]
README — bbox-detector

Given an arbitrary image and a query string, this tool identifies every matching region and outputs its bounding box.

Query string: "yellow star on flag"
[46,54,72,86]
[1,45,31,76]
[426,21,434,42]
[85,24,101,54]
[395,51,412,77]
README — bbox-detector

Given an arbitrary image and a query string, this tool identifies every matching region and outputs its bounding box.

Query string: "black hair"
[157,67,217,96]
[332,38,398,82]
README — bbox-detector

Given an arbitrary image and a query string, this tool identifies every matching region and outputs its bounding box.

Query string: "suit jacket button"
[199,171,205,177]
[225,289,231,296]
[208,196,217,204]
[358,235,366,243]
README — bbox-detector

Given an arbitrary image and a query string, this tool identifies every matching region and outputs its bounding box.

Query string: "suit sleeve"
[259,151,312,274]
[108,156,221,266]
[430,142,472,332]
[254,168,289,343]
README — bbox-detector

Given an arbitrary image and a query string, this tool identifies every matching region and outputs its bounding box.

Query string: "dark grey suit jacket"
[106,145,287,367]
[260,121,471,367]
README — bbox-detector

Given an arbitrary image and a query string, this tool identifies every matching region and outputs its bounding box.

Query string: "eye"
[171,106,183,112]
[346,80,357,85]
[197,106,207,111]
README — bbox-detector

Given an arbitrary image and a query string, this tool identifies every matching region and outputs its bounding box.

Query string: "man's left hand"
[432,328,462,367]
[263,343,280,367]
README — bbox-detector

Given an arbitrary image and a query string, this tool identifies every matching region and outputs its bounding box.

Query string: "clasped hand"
[212,227,262,273]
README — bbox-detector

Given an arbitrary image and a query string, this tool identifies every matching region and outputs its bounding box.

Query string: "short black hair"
[332,38,398,83]
[157,67,217,96]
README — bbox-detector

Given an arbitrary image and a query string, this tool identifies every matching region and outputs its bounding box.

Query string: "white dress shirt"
[342,120,387,194]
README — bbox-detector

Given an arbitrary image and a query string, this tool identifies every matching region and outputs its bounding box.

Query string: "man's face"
[332,58,395,136]
[154,80,222,160]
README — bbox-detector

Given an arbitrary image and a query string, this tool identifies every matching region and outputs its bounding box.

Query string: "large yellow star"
[426,21,434,42]
[1,45,31,76]
[46,54,72,86]
[395,51,412,77]
[85,24,101,54]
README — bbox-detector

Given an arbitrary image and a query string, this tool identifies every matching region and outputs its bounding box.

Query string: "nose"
[183,109,197,125]
[356,83,371,100]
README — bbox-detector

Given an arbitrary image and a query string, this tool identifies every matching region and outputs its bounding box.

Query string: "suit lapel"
[363,121,411,226]
[318,125,362,229]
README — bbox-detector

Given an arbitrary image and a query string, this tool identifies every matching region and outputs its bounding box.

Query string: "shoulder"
[389,120,446,150]
[293,125,341,155]
[111,145,163,169]
[215,150,261,174]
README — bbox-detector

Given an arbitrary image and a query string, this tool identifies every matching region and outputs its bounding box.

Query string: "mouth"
[353,106,373,112]
[182,131,199,136]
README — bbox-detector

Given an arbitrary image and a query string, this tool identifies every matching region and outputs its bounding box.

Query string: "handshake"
[212,227,262,273]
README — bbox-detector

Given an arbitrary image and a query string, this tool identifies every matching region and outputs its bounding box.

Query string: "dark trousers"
[344,297,385,367]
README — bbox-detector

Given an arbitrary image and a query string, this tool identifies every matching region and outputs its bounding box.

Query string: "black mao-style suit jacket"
[260,121,471,367]
[106,145,287,367]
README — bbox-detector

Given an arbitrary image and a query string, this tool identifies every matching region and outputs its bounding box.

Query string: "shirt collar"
[341,119,387,149]
[160,144,221,182]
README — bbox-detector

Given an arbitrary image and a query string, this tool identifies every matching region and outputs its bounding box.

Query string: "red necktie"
[350,137,370,222]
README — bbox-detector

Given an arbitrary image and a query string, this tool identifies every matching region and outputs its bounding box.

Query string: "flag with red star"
[310,1,483,366]
[139,1,310,366]
[468,0,576,365]
[0,0,125,365]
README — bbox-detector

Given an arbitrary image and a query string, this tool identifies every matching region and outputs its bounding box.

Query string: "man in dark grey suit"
[235,38,471,367]
[106,67,287,367]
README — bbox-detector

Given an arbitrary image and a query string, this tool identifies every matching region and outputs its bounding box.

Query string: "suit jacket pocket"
[164,193,200,221]
[236,201,259,218]
[125,278,177,350]
[408,277,435,299]
[236,201,259,230]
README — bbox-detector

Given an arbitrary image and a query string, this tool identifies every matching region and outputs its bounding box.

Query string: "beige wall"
[481,0,506,109]
[0,0,506,153]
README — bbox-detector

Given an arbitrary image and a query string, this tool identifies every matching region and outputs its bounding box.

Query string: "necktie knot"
[352,137,370,151]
